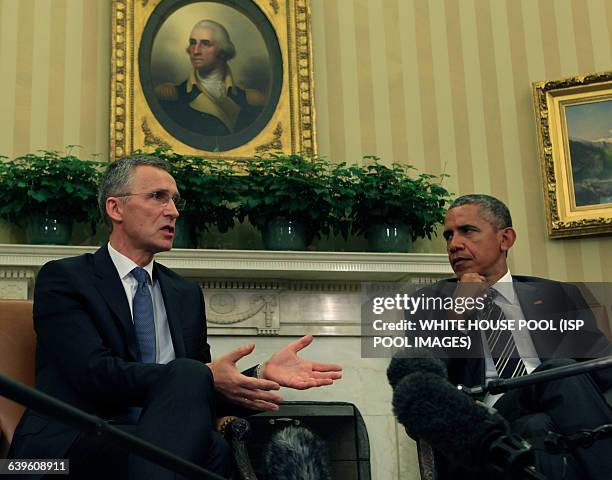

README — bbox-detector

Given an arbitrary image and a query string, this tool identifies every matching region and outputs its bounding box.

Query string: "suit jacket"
[9,245,213,460]
[413,275,612,480]
[437,275,612,391]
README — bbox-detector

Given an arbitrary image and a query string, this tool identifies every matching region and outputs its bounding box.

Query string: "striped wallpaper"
[0,0,611,281]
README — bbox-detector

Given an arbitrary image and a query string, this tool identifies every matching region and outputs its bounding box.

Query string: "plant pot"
[26,215,73,245]
[366,223,412,253]
[261,217,309,251]
[172,218,197,248]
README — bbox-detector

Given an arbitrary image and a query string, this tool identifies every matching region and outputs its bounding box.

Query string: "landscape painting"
[566,100,612,207]
[532,72,612,238]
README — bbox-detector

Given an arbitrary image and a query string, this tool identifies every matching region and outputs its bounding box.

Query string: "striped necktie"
[131,267,156,363]
[481,289,527,379]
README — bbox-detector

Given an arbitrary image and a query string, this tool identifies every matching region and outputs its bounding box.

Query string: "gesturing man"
[9,155,341,479]
[419,194,612,480]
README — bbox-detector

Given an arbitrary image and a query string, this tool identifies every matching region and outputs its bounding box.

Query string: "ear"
[499,227,516,253]
[106,197,124,224]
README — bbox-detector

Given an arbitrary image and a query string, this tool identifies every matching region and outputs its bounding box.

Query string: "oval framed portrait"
[110,0,315,160]
[139,0,283,152]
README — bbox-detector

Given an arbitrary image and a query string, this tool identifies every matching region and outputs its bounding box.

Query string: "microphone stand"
[457,355,612,396]
[0,373,224,480]
[544,424,612,454]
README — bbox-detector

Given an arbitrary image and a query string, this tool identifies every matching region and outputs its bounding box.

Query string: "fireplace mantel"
[0,244,452,336]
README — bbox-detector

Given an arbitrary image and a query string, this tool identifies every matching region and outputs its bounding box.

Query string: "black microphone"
[386,349,447,389]
[392,372,545,479]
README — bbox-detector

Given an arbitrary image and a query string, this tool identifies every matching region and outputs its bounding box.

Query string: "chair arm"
[216,416,257,480]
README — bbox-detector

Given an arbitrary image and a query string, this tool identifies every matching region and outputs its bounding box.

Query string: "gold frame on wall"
[533,72,612,238]
[110,0,316,161]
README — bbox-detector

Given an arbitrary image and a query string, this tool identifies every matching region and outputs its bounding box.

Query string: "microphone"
[263,425,332,480]
[392,372,545,479]
[386,349,447,389]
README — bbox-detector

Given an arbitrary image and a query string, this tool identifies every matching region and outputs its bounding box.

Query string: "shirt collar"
[186,66,235,93]
[491,269,516,304]
[107,242,155,283]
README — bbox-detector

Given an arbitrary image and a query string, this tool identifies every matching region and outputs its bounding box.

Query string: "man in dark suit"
[9,155,342,479]
[423,194,612,479]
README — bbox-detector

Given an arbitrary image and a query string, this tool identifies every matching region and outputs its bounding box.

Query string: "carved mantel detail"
[0,245,452,335]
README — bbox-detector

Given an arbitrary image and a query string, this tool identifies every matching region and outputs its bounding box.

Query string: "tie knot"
[131,267,150,285]
[483,288,497,304]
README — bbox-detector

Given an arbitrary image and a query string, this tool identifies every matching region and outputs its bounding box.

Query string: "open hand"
[208,343,282,412]
[260,335,342,390]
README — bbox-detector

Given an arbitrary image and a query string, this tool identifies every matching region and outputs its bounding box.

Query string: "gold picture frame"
[533,72,612,238]
[110,0,315,160]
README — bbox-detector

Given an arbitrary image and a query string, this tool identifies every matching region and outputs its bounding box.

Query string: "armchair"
[0,299,257,480]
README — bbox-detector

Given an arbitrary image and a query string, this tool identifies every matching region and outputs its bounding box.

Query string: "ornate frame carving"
[533,72,612,238]
[110,0,315,160]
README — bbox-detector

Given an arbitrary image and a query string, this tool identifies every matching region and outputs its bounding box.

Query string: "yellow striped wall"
[0,0,611,281]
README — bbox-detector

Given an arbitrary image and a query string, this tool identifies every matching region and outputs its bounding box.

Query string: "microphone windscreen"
[263,426,332,480]
[387,350,447,389]
[392,372,509,467]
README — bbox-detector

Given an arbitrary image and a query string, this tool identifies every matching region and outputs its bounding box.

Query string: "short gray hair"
[190,19,236,61]
[449,194,512,230]
[98,155,171,228]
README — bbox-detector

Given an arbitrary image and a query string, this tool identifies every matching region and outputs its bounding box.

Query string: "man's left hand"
[260,335,342,390]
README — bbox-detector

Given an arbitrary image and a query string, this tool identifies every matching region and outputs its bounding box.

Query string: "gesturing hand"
[208,343,282,412]
[260,335,342,390]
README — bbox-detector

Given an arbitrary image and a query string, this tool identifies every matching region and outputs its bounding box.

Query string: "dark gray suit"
[9,245,234,478]
[413,276,612,480]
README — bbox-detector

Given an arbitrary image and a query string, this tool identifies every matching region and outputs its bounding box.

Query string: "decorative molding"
[269,0,279,15]
[255,123,283,153]
[0,244,452,334]
[0,281,28,300]
[142,117,169,147]
[0,267,35,279]
[0,245,453,281]
[0,267,35,299]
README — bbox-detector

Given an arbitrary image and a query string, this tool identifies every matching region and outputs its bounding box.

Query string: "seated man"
[9,155,342,479]
[419,194,612,480]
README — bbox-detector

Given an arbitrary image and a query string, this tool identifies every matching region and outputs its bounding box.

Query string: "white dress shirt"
[107,242,176,364]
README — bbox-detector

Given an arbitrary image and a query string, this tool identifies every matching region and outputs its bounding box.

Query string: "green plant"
[152,147,242,233]
[334,157,452,240]
[0,149,103,230]
[239,153,336,238]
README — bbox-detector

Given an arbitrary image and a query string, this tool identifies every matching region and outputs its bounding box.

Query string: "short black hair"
[449,194,512,230]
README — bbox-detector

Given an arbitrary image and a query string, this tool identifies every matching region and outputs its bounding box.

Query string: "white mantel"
[0,244,452,336]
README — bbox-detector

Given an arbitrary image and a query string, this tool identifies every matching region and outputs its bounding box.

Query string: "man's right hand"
[452,272,490,317]
[456,272,489,295]
[207,343,282,412]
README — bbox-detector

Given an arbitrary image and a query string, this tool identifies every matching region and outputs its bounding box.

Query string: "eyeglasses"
[114,190,186,211]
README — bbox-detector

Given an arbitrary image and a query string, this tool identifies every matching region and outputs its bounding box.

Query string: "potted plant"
[239,153,336,250]
[153,148,242,248]
[335,157,451,252]
[0,149,103,245]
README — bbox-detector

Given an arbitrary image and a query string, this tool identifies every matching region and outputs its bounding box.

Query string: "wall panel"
[0,0,610,281]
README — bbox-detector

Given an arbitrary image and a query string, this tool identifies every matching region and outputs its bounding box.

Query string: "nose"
[447,234,463,253]
[164,199,180,218]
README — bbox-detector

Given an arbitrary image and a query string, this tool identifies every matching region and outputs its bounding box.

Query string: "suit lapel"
[513,277,559,355]
[155,263,186,358]
[93,245,137,359]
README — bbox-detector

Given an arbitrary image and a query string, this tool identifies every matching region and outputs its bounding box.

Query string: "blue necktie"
[131,267,156,363]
